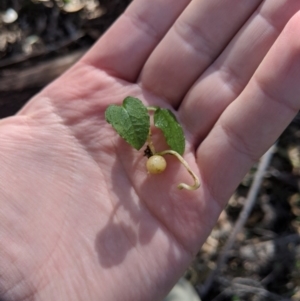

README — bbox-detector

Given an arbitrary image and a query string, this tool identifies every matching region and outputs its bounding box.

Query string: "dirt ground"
[0,1,299,300]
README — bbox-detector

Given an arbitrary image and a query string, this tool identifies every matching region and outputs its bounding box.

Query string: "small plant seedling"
[105,96,200,190]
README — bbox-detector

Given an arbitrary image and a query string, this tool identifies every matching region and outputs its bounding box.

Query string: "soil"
[1,1,299,300]
[0,0,132,117]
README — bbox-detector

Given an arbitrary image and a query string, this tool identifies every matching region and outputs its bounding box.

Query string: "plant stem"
[146,107,157,154]
[147,129,156,155]
[147,106,158,112]
[157,150,200,190]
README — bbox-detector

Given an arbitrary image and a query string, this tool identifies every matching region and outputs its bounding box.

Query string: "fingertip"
[282,10,300,42]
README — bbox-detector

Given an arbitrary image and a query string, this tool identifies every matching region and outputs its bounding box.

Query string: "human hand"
[1,1,300,300]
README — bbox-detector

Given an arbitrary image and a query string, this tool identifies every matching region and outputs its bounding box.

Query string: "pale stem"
[147,129,156,155]
[147,106,158,112]
[146,107,157,154]
[157,150,200,190]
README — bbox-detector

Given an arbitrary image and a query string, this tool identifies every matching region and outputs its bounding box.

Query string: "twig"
[0,50,85,92]
[199,143,277,298]
[0,33,85,69]
[210,278,291,301]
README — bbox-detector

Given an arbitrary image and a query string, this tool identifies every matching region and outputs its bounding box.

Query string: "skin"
[1,0,300,300]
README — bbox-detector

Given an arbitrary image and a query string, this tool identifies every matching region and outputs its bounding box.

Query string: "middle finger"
[139,0,262,106]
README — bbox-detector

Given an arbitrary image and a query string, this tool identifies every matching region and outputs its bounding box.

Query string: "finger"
[197,11,300,207]
[179,0,300,145]
[81,0,191,82]
[139,0,262,106]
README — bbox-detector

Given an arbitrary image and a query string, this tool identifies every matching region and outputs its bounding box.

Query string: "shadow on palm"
[94,132,197,268]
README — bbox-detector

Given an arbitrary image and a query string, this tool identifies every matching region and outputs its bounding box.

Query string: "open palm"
[1,1,300,300]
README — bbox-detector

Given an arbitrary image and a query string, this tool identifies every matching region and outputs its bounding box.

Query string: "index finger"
[81,0,191,82]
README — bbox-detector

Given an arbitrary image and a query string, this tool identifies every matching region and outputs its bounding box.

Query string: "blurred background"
[0,1,299,300]
[0,0,131,117]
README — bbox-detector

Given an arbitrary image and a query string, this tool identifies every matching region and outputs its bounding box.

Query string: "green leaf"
[154,108,185,155]
[105,96,150,150]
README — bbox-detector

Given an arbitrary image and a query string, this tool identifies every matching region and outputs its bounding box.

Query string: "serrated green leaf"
[154,108,185,155]
[105,97,150,150]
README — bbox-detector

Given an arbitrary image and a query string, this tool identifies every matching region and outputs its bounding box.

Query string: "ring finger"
[179,0,300,146]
